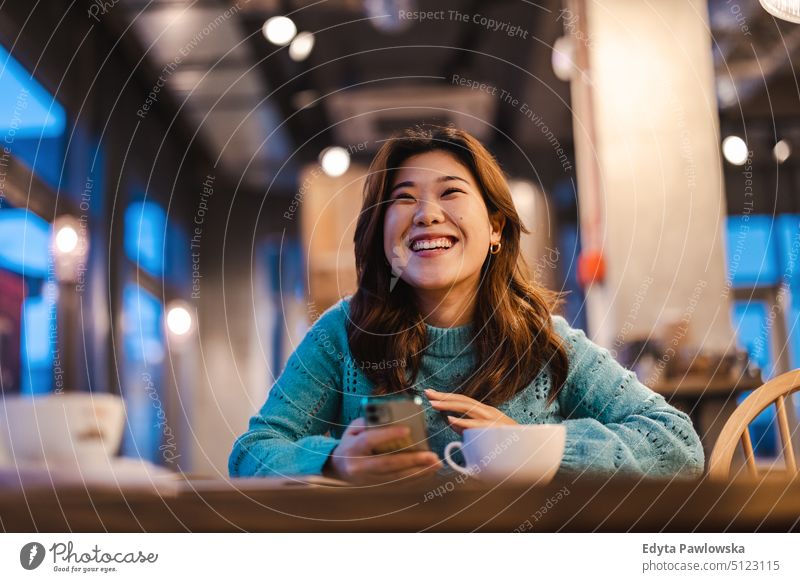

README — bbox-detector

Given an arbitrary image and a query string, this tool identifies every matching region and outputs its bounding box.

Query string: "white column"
[569,0,734,353]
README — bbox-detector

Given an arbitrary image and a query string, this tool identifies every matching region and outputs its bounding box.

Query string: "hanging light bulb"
[364,0,415,33]
[166,301,194,337]
[319,147,350,177]
[289,32,315,61]
[52,215,89,283]
[55,225,79,254]
[722,136,749,166]
[262,16,297,46]
[773,139,791,164]
[552,36,577,82]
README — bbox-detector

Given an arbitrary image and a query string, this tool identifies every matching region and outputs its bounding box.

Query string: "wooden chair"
[707,369,800,480]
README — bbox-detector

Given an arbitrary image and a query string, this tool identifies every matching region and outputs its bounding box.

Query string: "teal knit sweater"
[229,297,704,479]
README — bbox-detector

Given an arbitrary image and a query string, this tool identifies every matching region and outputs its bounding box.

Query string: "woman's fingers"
[428,399,493,419]
[343,417,367,436]
[354,424,411,454]
[424,388,485,407]
[447,416,500,430]
[336,417,445,483]
[424,388,474,402]
[425,388,495,419]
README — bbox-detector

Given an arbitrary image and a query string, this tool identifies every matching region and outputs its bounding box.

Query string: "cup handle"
[443,441,472,476]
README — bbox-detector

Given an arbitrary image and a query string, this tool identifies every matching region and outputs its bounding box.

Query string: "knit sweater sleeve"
[552,316,704,478]
[228,301,347,477]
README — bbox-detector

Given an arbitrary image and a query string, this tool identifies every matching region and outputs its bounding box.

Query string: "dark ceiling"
[116,0,572,191]
[237,0,571,176]
[111,0,799,195]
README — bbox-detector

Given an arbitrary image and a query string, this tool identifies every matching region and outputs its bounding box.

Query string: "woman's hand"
[323,417,442,484]
[425,388,517,435]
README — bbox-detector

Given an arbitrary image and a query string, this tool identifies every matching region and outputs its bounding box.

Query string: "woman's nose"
[414,199,446,225]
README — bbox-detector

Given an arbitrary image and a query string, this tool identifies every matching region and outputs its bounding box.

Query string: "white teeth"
[411,237,454,252]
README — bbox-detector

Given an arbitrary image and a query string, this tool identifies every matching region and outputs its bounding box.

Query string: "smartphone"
[361,395,430,454]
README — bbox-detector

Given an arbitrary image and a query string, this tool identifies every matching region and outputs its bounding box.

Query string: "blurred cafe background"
[0,0,799,479]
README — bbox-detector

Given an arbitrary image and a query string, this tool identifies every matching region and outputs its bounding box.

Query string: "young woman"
[229,125,704,484]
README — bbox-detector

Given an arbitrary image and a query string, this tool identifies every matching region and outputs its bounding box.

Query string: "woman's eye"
[392,193,415,202]
[442,188,464,197]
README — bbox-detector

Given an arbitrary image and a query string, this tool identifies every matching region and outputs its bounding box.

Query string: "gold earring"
[489,242,502,255]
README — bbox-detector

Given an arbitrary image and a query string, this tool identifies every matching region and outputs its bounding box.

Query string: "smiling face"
[383,150,504,299]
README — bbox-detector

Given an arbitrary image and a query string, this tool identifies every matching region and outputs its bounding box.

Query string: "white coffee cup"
[0,393,125,470]
[443,424,566,484]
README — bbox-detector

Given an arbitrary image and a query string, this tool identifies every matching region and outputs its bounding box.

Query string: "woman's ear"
[489,212,506,244]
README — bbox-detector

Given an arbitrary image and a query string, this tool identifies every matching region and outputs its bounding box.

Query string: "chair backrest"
[708,369,800,480]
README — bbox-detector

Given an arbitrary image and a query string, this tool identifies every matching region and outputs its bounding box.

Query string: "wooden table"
[1,472,798,532]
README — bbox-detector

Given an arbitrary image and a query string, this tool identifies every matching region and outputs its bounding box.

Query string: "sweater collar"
[342,295,475,358]
[424,322,475,357]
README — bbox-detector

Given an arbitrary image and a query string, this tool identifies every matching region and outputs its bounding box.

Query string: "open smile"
[409,236,459,257]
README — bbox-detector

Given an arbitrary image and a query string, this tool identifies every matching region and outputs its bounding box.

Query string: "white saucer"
[0,457,181,491]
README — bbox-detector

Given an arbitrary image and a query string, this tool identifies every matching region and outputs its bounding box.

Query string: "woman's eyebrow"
[390,175,469,194]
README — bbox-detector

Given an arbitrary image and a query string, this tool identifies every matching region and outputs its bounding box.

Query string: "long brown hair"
[347,125,569,407]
